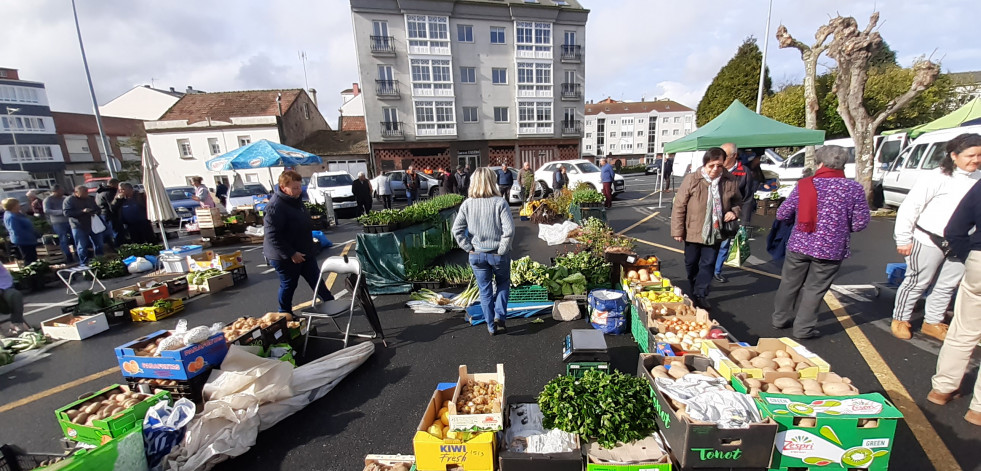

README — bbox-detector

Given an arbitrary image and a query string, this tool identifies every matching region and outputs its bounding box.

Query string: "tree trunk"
[802,51,820,170]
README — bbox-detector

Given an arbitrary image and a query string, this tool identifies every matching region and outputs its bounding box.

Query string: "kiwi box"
[638,354,778,469]
[447,364,506,432]
[413,386,496,471]
[756,392,902,470]
[700,338,825,381]
[115,330,228,380]
[54,384,170,446]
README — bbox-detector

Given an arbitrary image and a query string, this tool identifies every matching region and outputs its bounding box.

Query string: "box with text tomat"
[700,338,825,381]
[413,385,496,471]
[638,353,777,469]
[447,364,505,432]
[756,392,902,470]
[115,330,228,380]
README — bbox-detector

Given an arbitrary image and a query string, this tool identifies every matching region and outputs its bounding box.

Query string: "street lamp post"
[70,0,115,178]
[5,106,24,172]
[756,0,774,114]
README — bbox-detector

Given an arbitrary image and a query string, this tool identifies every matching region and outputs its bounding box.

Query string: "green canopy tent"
[663,100,826,153]
[884,96,981,139]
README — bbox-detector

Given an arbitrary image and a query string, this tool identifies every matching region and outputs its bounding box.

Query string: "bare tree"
[776,23,833,169]
[824,13,939,200]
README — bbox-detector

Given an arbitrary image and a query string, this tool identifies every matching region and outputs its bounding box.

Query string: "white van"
[880,125,981,208]
[760,138,856,184]
[307,171,357,211]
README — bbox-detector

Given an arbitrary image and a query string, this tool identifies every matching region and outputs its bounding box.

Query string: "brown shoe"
[967,410,981,426]
[921,322,949,342]
[927,389,957,405]
[891,320,912,340]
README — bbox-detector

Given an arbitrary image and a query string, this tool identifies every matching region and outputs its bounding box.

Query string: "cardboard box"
[498,398,581,471]
[115,330,228,380]
[778,337,832,373]
[186,251,218,272]
[214,250,244,271]
[141,272,190,295]
[700,338,824,380]
[447,364,506,432]
[413,386,496,471]
[638,354,777,469]
[364,455,415,471]
[129,298,184,322]
[731,371,856,400]
[41,312,109,340]
[190,272,233,294]
[54,384,170,445]
[757,392,902,470]
[583,436,672,471]
[110,284,171,306]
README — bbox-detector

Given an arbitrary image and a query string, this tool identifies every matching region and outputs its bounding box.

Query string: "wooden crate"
[195,208,224,228]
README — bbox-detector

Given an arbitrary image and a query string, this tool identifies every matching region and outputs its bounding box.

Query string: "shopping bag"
[725,226,751,267]
[587,289,628,335]
[144,398,196,471]
[91,214,107,234]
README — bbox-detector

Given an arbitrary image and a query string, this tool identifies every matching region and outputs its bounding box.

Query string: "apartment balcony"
[375,80,401,99]
[380,121,404,139]
[370,36,396,55]
[561,119,582,136]
[560,44,582,63]
[561,83,582,100]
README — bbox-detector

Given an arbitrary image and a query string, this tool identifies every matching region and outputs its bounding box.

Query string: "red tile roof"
[158,89,304,123]
[586,99,693,115]
[51,111,143,137]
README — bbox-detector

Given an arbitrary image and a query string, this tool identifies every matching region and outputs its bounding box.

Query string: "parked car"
[534,160,626,196]
[879,125,981,208]
[165,186,200,220]
[0,189,48,215]
[226,183,270,209]
[485,167,522,204]
[371,170,440,200]
[645,161,661,175]
[307,171,357,211]
[760,138,857,184]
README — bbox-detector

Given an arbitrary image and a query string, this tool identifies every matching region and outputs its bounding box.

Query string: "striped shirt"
[452,196,513,255]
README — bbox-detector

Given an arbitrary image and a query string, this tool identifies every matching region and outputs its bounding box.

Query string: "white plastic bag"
[538,220,579,246]
[128,257,154,274]
[144,399,196,471]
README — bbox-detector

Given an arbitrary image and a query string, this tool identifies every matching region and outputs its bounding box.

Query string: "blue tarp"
[204,139,322,171]
[465,302,553,325]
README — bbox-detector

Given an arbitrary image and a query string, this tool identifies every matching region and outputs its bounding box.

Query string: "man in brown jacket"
[671,148,743,309]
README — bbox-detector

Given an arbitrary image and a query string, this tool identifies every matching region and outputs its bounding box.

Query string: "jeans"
[771,251,842,338]
[684,241,721,298]
[17,244,37,265]
[406,190,416,205]
[269,256,334,314]
[470,252,510,332]
[73,227,104,266]
[715,238,732,275]
[52,222,74,263]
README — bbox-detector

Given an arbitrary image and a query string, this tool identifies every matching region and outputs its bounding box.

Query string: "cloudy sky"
[2,0,977,123]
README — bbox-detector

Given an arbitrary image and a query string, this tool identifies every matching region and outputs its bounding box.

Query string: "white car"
[486,167,523,204]
[534,160,626,195]
[760,138,857,184]
[226,183,270,209]
[307,171,357,211]
[879,124,981,208]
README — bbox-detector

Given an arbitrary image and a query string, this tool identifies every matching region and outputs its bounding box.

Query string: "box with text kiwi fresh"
[700,338,825,381]
[413,386,496,471]
[447,364,506,432]
[757,392,902,470]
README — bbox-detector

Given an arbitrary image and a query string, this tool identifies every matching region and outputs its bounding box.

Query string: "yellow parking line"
[617,212,659,236]
[637,189,662,201]
[0,367,117,415]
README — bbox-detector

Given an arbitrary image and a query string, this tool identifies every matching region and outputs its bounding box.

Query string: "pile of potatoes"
[222,312,292,342]
[64,387,150,426]
[729,347,813,373]
[737,372,860,397]
[133,336,168,357]
[364,462,411,471]
[456,379,502,415]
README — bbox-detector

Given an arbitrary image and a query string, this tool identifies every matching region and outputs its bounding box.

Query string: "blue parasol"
[204,139,322,171]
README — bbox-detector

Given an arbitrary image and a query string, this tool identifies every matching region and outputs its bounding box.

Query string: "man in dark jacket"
[442,166,458,195]
[111,183,154,243]
[215,181,229,206]
[64,185,104,266]
[352,172,373,216]
[454,166,469,196]
[95,179,123,247]
[263,170,334,314]
[402,166,421,205]
[496,164,514,198]
[713,143,753,282]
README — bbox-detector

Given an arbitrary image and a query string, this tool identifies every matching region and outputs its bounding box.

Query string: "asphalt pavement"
[0,173,978,471]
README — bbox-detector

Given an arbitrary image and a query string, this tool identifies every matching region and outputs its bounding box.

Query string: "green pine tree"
[696,37,773,127]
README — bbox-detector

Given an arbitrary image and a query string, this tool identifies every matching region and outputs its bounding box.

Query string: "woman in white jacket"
[892,133,981,341]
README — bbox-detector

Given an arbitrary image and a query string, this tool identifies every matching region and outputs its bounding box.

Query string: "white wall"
[99,86,180,120]
[145,126,282,190]
[339,92,364,118]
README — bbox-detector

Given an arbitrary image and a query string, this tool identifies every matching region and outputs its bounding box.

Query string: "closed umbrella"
[142,142,178,249]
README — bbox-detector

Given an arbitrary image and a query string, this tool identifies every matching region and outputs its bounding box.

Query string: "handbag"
[91,214,107,234]
[915,224,954,259]
[720,219,740,239]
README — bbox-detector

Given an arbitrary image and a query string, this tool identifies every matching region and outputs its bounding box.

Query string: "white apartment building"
[350,0,588,173]
[582,98,696,164]
[0,67,66,187]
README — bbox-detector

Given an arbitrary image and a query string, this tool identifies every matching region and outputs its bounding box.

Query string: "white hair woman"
[452,168,514,335]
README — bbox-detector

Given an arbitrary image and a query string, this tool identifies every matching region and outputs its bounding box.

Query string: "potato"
[777,366,796,372]
[798,417,816,428]
[762,383,780,393]
[823,372,844,383]
[758,351,776,360]
[800,379,821,390]
[744,378,763,389]
[774,377,803,390]
[858,419,879,428]
[822,382,855,396]
[750,357,776,369]
[762,367,777,373]
[748,387,761,397]
[738,360,754,368]
[668,365,689,379]
[781,388,805,395]
[82,403,101,414]
[773,357,795,369]
[730,348,755,362]
[651,365,671,379]
[774,350,791,359]
[795,361,811,371]
[73,412,90,424]
[66,409,80,420]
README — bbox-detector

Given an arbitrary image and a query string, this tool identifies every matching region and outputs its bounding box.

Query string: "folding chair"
[297,255,375,355]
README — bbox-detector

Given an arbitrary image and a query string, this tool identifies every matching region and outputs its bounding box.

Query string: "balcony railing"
[370,36,396,55]
[561,44,582,62]
[562,120,582,135]
[375,80,400,98]
[380,121,404,139]
[561,83,582,100]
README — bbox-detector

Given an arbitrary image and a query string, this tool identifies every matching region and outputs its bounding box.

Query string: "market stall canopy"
[0,171,31,184]
[663,100,826,153]
[204,139,323,171]
[898,97,981,139]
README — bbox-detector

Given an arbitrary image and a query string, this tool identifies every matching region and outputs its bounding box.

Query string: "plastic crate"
[61,299,137,326]
[507,285,549,303]
[566,361,610,377]
[0,444,71,471]
[126,370,209,405]
[230,266,248,285]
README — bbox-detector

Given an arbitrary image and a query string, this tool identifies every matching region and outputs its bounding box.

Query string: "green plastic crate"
[566,361,610,377]
[55,385,171,446]
[508,284,548,303]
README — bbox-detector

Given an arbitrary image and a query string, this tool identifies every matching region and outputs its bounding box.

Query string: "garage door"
[328,160,369,177]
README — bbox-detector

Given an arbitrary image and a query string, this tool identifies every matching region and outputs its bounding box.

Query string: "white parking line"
[262,268,276,274]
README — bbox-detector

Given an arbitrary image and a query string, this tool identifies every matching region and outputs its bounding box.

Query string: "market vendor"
[112,182,154,244]
[264,170,334,314]
[0,263,28,335]
[190,176,216,208]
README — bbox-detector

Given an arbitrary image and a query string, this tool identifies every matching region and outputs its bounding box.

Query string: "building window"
[411,59,453,96]
[609,120,617,125]
[585,145,592,150]
[661,130,668,136]
[460,67,476,83]
[492,68,508,84]
[177,139,193,158]
[490,26,506,44]
[662,117,668,123]
[208,138,221,155]
[303,103,310,119]
[637,131,643,136]
[517,62,551,97]
[457,24,473,42]
[9,145,54,162]
[0,85,40,104]
[0,116,47,132]
[462,106,478,123]
[622,118,633,125]
[406,15,450,55]
[237,136,251,147]
[638,118,645,123]
[494,106,509,122]
[585,132,591,138]
[414,100,456,136]
[673,117,680,123]
[673,129,680,135]
[610,144,617,150]
[515,21,552,58]
[518,101,552,134]
[685,115,692,123]
[609,132,617,137]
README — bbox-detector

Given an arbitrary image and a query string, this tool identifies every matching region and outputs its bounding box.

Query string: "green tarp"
[663,100,825,153]
[898,97,981,139]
